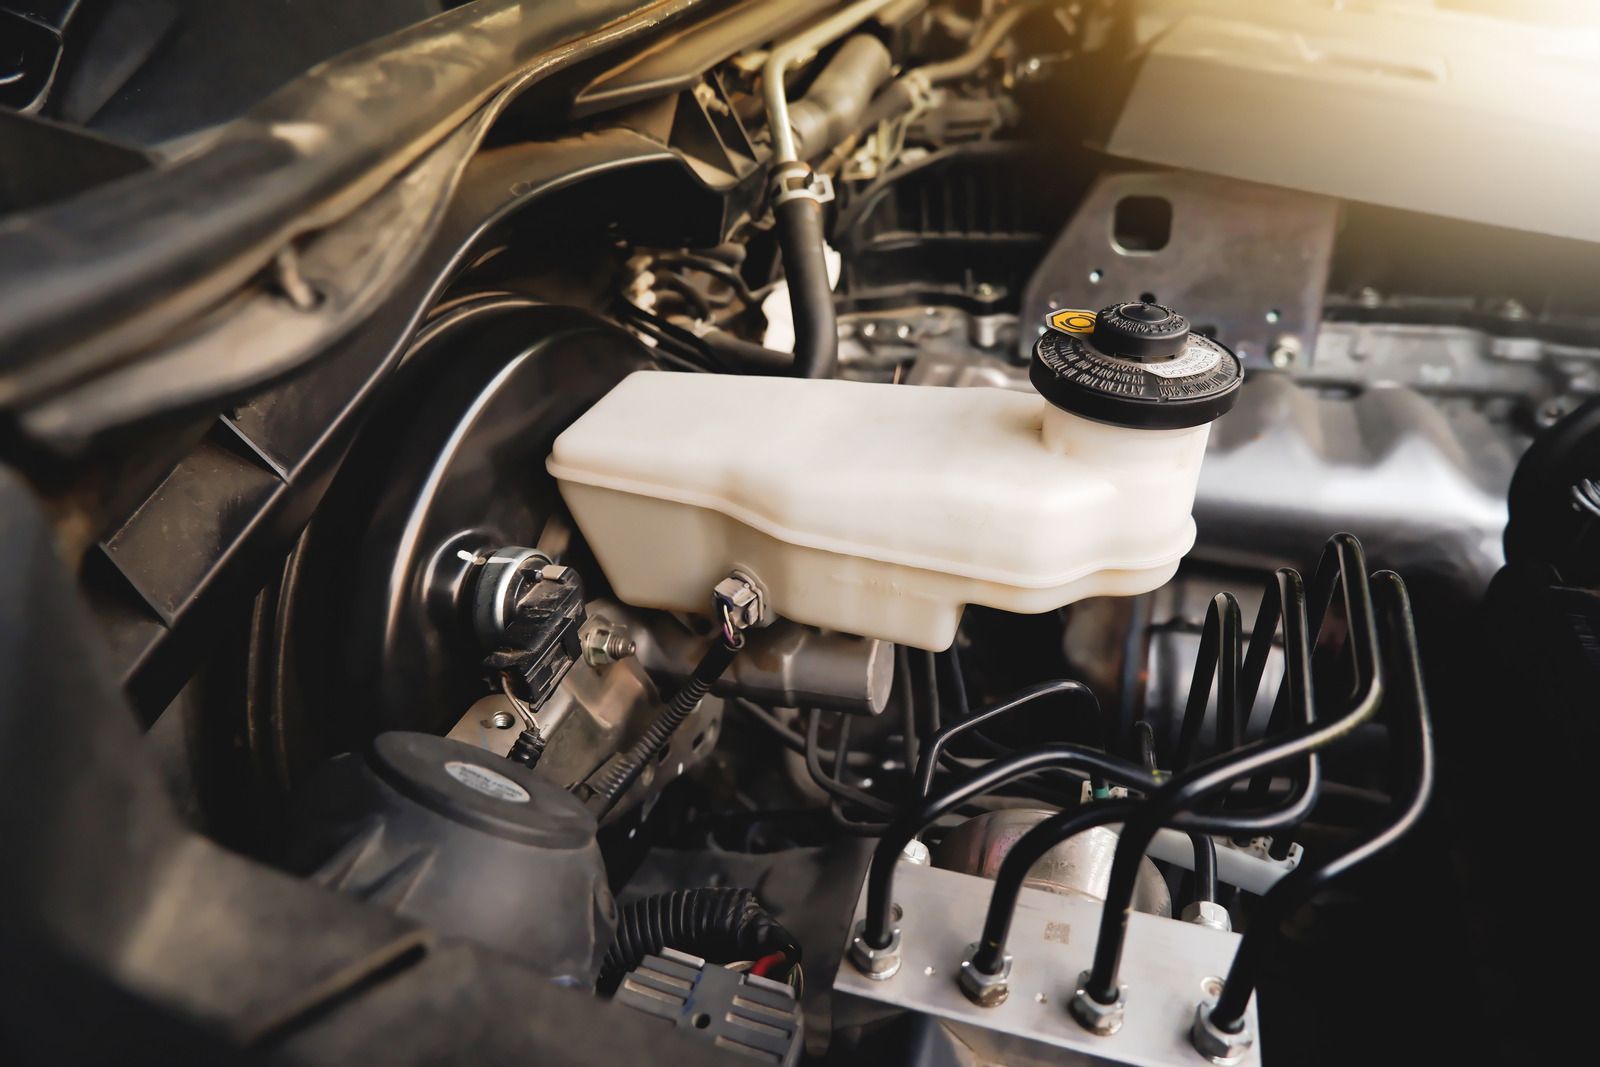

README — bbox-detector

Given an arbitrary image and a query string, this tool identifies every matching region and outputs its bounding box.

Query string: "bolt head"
[1068,971,1126,1035]
[1268,335,1302,369]
[847,920,902,980]
[1191,998,1254,1064]
[956,943,1011,1007]
[900,839,931,866]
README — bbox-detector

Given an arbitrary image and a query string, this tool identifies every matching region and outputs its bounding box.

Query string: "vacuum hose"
[774,193,838,379]
[787,35,893,162]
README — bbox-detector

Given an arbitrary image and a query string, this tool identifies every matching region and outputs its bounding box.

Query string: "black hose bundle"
[598,888,801,994]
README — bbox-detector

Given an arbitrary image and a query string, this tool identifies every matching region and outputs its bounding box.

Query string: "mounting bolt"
[1068,971,1127,1035]
[1190,997,1254,1064]
[1268,335,1302,369]
[847,919,902,981]
[900,839,930,866]
[956,943,1012,1007]
[582,619,636,667]
[1182,900,1233,932]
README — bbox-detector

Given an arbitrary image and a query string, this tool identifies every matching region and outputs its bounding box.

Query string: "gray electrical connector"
[613,949,802,1065]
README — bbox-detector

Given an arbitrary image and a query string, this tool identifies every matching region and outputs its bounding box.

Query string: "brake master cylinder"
[547,301,1241,650]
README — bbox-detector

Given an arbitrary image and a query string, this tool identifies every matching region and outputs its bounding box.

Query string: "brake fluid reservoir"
[548,301,1241,650]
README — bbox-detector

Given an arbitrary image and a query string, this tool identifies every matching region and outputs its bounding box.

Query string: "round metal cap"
[1031,303,1243,430]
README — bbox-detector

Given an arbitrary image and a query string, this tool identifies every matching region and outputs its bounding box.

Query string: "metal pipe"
[619,606,894,715]
[761,0,904,166]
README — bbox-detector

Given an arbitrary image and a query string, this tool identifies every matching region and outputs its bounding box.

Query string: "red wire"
[750,951,788,978]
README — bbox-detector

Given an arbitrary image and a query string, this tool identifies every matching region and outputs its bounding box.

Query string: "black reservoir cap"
[1031,302,1243,429]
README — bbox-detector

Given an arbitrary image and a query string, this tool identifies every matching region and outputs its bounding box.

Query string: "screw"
[894,323,912,340]
[1269,335,1302,369]
[1357,286,1382,309]
[861,322,878,339]
[975,282,998,301]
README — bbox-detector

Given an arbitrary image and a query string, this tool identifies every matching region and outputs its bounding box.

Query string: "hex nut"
[900,839,931,866]
[581,620,636,667]
[848,920,902,981]
[1068,970,1127,1036]
[956,943,1011,1007]
[1182,900,1233,932]
[1191,998,1254,1064]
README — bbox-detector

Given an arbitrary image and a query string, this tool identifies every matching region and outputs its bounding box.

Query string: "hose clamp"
[771,162,835,208]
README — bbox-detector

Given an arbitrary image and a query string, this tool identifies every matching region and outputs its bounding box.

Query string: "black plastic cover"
[290,732,616,983]
[1030,301,1243,429]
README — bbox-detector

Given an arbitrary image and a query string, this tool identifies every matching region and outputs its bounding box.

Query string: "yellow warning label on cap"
[1048,309,1097,335]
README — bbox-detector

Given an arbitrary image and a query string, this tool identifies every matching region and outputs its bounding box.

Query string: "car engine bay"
[2,2,1599,1064]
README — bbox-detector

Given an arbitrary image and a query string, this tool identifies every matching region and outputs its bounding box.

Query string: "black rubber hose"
[580,634,740,812]
[1209,571,1433,1031]
[967,757,1321,976]
[788,34,894,162]
[1082,537,1378,1006]
[699,329,797,375]
[806,708,896,815]
[897,646,919,784]
[917,2,1045,85]
[863,745,1159,949]
[598,888,800,994]
[733,698,874,764]
[970,801,1136,973]
[651,251,760,305]
[1191,832,1219,904]
[1172,593,1242,770]
[914,679,1102,799]
[774,194,836,378]
[857,2,1046,130]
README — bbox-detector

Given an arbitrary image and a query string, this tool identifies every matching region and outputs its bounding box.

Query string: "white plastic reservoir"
[547,304,1243,650]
